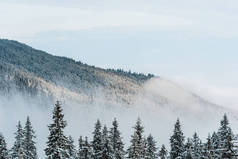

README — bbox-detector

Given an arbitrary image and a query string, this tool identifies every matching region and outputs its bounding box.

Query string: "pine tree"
[78,136,84,159]
[79,137,93,159]
[201,134,212,159]
[184,138,192,159]
[92,119,103,159]
[200,144,208,159]
[101,125,113,159]
[67,136,77,159]
[23,116,37,159]
[127,118,145,159]
[11,121,25,159]
[145,134,157,159]
[217,114,236,158]
[191,132,202,159]
[210,132,220,158]
[158,145,168,159]
[133,118,144,142]
[142,137,148,158]
[45,101,70,159]
[109,118,125,159]
[127,132,140,159]
[169,119,185,159]
[0,133,8,159]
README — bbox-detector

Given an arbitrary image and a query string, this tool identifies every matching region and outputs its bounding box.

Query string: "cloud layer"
[1,0,238,38]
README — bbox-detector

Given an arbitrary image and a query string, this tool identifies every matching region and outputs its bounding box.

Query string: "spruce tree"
[0,133,8,159]
[158,145,168,159]
[142,137,148,158]
[133,118,144,142]
[78,136,84,159]
[23,116,37,159]
[11,121,25,159]
[145,134,157,159]
[67,136,77,159]
[169,119,185,159]
[127,118,145,159]
[201,134,212,159]
[92,119,103,159]
[79,137,93,159]
[109,118,125,159]
[102,125,113,159]
[45,101,70,159]
[191,132,202,159]
[127,132,140,159]
[217,114,236,158]
[210,132,220,158]
[184,138,192,159]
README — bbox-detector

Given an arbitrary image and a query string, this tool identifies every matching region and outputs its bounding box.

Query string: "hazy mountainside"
[0,39,234,117]
[2,39,238,159]
[0,39,154,104]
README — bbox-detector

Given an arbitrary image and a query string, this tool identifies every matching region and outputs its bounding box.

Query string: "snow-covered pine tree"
[169,119,185,159]
[127,118,145,159]
[92,119,103,159]
[78,136,84,159]
[67,136,77,159]
[11,121,25,159]
[184,138,193,159]
[158,145,168,159]
[127,132,140,159]
[191,132,202,159]
[142,137,147,159]
[201,134,212,159]
[145,134,157,159]
[79,137,93,159]
[23,116,37,159]
[210,132,220,158]
[217,114,237,158]
[200,144,208,159]
[45,101,70,159]
[109,118,125,159]
[133,118,144,143]
[101,125,113,159]
[0,133,8,159]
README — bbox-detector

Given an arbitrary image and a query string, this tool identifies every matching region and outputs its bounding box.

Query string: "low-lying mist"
[0,77,237,158]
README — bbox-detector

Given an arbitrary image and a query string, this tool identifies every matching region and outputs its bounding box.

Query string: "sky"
[1,0,238,108]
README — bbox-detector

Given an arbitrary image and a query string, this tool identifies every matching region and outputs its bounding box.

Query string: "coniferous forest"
[0,101,238,159]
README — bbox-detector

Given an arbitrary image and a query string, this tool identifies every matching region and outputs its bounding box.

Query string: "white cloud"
[0,2,189,39]
[173,76,238,111]
[1,0,238,39]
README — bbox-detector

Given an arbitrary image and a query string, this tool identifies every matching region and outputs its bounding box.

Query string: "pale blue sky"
[1,0,238,107]
[27,29,238,82]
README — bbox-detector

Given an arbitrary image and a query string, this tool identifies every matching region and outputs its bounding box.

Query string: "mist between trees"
[0,101,237,159]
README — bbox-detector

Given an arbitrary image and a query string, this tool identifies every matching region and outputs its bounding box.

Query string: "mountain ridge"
[0,38,235,117]
[0,39,154,104]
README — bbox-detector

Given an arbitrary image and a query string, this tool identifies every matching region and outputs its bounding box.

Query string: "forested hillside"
[0,39,154,104]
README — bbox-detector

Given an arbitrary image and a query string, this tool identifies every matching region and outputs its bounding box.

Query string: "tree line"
[0,101,238,159]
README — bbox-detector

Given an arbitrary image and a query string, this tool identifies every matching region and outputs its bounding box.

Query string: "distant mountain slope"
[0,39,236,116]
[1,40,238,159]
[0,39,154,104]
